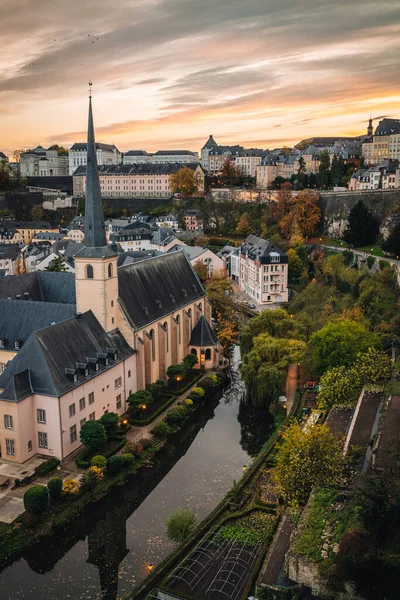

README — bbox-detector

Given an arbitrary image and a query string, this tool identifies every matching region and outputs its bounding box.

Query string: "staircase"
[148,434,164,450]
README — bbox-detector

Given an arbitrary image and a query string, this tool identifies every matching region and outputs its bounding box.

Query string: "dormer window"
[105,357,109,365]
[0,338,4,349]
[14,340,21,350]
[74,374,78,382]
[95,362,99,371]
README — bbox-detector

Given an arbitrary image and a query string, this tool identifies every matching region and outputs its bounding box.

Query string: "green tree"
[239,308,301,355]
[357,277,397,327]
[146,379,167,400]
[99,412,119,439]
[23,485,49,514]
[107,455,123,475]
[166,508,197,544]
[128,389,152,410]
[80,420,107,448]
[287,248,305,284]
[296,156,306,189]
[240,333,307,407]
[45,256,68,272]
[382,221,400,256]
[272,422,345,506]
[355,348,392,383]
[343,201,380,247]
[47,478,63,500]
[166,364,186,380]
[183,353,198,372]
[318,150,331,188]
[0,160,10,191]
[170,167,198,197]
[317,366,361,410]
[30,204,44,222]
[309,319,380,375]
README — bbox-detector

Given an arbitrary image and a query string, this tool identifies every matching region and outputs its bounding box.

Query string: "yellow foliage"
[62,478,81,496]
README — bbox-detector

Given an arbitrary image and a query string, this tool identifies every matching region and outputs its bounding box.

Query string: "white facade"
[152,151,199,164]
[69,144,121,175]
[155,215,179,229]
[235,152,263,177]
[123,152,152,164]
[20,147,69,177]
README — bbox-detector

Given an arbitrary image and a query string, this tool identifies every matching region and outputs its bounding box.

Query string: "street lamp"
[140,403,147,411]
[147,562,154,572]
[242,465,247,472]
[176,375,182,390]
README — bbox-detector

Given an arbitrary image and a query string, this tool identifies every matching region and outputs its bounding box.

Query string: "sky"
[1,0,400,157]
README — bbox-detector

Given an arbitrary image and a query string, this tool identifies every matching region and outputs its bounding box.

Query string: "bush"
[138,438,153,450]
[183,353,198,372]
[367,256,375,269]
[34,457,60,476]
[107,455,123,475]
[128,389,152,413]
[151,420,171,438]
[76,438,126,468]
[80,466,104,490]
[133,443,144,457]
[166,409,185,425]
[175,405,187,416]
[63,479,81,496]
[122,453,135,467]
[91,455,107,469]
[192,387,205,397]
[146,379,167,400]
[23,485,49,514]
[80,420,107,449]
[47,478,63,500]
[166,508,197,544]
[184,398,193,407]
[379,260,390,270]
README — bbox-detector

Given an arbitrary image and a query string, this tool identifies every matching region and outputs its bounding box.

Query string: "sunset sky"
[1,0,400,158]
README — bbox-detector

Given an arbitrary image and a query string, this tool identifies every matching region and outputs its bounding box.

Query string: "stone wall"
[319,189,400,238]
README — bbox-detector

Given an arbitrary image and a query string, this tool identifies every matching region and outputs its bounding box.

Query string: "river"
[0,348,273,600]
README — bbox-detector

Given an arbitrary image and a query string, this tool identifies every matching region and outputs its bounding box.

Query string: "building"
[155,215,179,229]
[239,234,288,304]
[207,145,244,174]
[122,151,152,164]
[150,228,185,253]
[20,146,69,177]
[0,225,23,245]
[201,135,219,169]
[69,142,121,175]
[185,210,204,232]
[362,118,400,165]
[0,245,21,276]
[151,150,199,164]
[348,160,399,190]
[109,223,153,252]
[73,163,205,198]
[235,149,264,177]
[0,95,220,464]
[167,245,224,277]
[0,152,9,162]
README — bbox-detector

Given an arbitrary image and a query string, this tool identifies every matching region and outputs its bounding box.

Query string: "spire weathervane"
[89,80,92,99]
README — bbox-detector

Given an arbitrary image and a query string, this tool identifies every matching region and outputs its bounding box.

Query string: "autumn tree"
[355,348,392,383]
[272,422,345,506]
[317,366,361,410]
[170,167,198,197]
[205,270,238,349]
[193,259,208,283]
[239,308,301,355]
[296,156,306,189]
[30,204,44,222]
[236,213,252,236]
[13,149,25,163]
[268,182,293,223]
[279,190,321,238]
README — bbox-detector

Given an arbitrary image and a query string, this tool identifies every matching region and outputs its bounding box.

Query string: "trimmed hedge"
[107,455,123,475]
[23,485,49,514]
[47,478,63,500]
[34,457,60,476]
[129,395,177,426]
[76,438,126,469]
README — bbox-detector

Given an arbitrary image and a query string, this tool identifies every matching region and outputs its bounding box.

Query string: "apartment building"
[20,146,69,177]
[69,143,121,175]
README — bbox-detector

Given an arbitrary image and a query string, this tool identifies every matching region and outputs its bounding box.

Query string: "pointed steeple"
[85,92,107,248]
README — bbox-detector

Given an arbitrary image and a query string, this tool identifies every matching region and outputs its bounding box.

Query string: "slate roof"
[0,152,7,160]
[0,311,133,401]
[241,234,288,264]
[0,244,20,261]
[153,150,197,156]
[0,299,76,349]
[189,315,218,347]
[118,252,205,330]
[202,135,219,150]
[151,227,176,246]
[168,246,206,261]
[117,250,163,267]
[0,271,76,303]
[73,163,202,176]
[124,150,151,156]
[70,142,119,151]
[374,118,400,137]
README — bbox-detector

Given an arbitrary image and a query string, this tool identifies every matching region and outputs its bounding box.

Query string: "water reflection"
[0,347,272,600]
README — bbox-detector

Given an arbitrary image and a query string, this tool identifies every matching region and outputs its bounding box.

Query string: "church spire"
[85,85,107,248]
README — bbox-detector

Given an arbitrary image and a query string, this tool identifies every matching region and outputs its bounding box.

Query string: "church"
[0,97,220,464]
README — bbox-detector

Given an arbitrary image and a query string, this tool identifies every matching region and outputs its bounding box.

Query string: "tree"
[239,308,301,355]
[80,420,107,449]
[236,213,252,236]
[240,333,307,407]
[13,149,25,163]
[128,389,152,411]
[99,412,119,439]
[166,364,186,380]
[146,379,167,400]
[309,319,381,375]
[183,353,198,372]
[193,259,208,283]
[318,149,331,188]
[170,167,198,197]
[279,190,321,238]
[30,205,44,222]
[47,477,63,500]
[382,221,400,256]
[272,422,345,506]
[287,248,305,284]
[166,508,197,544]
[45,256,68,272]
[343,201,380,247]
[107,455,123,475]
[317,366,361,410]
[296,156,306,189]
[23,485,49,514]
[355,348,392,383]
[0,160,10,191]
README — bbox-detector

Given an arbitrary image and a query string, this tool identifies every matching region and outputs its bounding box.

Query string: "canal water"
[0,348,273,600]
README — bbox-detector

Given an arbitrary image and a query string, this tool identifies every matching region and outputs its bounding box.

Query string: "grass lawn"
[309,236,350,248]
[358,244,387,258]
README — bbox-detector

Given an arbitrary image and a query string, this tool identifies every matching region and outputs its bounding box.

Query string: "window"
[5,438,15,456]
[37,409,46,424]
[28,440,32,452]
[79,397,85,411]
[115,377,122,389]
[38,431,48,449]
[80,418,86,428]
[89,412,95,421]
[4,415,13,430]
[108,263,113,278]
[127,370,131,378]
[116,394,122,410]
[0,362,5,373]
[88,392,94,405]
[69,403,76,417]
[111,300,114,307]
[205,348,211,360]
[70,424,77,443]
[86,264,94,279]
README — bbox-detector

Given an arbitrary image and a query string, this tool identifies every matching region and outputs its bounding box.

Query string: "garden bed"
[76,437,126,468]
[129,393,176,426]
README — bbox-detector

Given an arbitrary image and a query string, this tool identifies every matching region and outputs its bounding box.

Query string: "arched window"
[205,348,211,360]
[164,322,169,352]
[149,329,155,361]
[191,348,197,357]
[108,263,113,278]
[188,308,192,318]
[198,303,202,311]
[176,315,181,344]
[86,264,93,279]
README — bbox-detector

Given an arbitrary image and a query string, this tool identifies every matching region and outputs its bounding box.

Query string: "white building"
[348,161,399,190]
[235,149,264,177]
[123,151,152,164]
[201,135,219,169]
[155,215,179,229]
[69,143,121,175]
[151,150,199,164]
[0,244,20,276]
[239,234,288,304]
[20,146,69,177]
[168,245,224,277]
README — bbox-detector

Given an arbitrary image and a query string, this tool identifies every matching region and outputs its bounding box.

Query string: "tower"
[74,85,119,331]
[367,117,373,137]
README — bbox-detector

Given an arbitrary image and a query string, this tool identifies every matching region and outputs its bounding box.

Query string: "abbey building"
[0,98,220,464]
